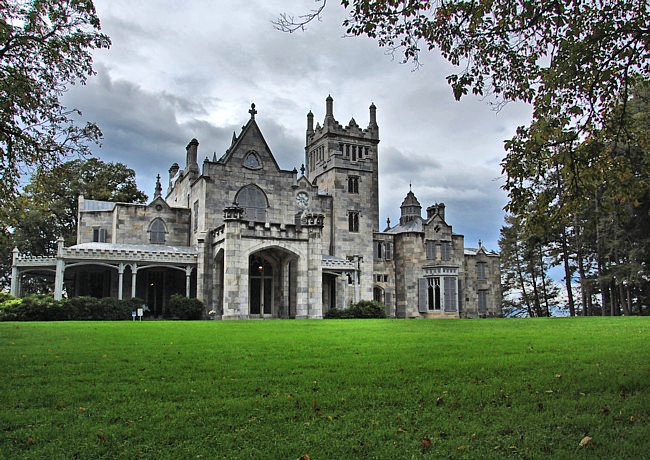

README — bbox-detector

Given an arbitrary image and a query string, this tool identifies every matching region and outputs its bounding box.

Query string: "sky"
[63,0,532,251]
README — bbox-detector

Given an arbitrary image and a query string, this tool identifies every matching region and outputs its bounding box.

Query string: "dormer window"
[243,151,262,170]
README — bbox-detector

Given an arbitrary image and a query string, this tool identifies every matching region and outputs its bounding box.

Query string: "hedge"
[0,295,146,321]
[324,300,387,319]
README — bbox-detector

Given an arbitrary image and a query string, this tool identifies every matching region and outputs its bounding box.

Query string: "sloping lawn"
[0,318,648,458]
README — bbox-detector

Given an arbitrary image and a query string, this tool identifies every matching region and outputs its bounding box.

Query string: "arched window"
[236,184,268,222]
[149,218,167,244]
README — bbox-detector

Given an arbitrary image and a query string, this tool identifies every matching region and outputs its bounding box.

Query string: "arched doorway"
[247,247,299,319]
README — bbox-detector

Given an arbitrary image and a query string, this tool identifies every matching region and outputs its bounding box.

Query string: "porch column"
[185,265,193,298]
[54,237,65,301]
[131,263,138,298]
[10,248,19,297]
[117,262,125,300]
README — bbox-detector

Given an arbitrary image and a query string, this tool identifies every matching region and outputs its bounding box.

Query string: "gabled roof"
[216,109,282,172]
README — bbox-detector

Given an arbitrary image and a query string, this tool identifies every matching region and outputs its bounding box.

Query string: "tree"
[0,0,110,204]
[0,158,147,290]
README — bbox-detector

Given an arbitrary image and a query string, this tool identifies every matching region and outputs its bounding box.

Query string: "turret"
[400,187,422,225]
[325,94,334,123]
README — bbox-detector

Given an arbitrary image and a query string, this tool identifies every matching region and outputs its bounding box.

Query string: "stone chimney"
[168,163,179,193]
[307,110,314,133]
[185,138,199,175]
[426,205,437,220]
[438,202,445,220]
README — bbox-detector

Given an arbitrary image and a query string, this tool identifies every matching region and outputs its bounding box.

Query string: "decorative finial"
[154,174,162,198]
[249,103,257,119]
[387,217,391,226]
[300,163,305,176]
[478,239,482,248]
[409,182,412,192]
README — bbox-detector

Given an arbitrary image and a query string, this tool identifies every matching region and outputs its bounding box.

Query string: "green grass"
[0,318,648,459]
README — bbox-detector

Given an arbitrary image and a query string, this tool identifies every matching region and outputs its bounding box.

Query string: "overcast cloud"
[62,0,532,251]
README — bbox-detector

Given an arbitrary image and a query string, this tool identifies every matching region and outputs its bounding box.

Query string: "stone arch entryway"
[247,246,299,319]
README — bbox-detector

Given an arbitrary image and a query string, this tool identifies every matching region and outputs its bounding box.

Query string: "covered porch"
[11,239,198,316]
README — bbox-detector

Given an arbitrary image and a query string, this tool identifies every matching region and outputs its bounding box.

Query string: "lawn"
[0,318,648,459]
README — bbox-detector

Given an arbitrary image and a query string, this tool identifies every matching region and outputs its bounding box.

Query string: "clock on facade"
[296,192,309,209]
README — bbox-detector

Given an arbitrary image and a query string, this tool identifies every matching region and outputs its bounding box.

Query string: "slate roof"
[385,217,423,234]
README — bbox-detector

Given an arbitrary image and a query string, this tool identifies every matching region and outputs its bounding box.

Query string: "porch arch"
[245,245,300,319]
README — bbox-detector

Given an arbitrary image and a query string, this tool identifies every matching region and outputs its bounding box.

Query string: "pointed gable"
[218,104,282,172]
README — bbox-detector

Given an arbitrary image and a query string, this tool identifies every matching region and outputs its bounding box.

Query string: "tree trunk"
[555,162,575,316]
[514,240,533,316]
[529,258,543,317]
[575,223,590,316]
[619,281,630,316]
[626,285,632,315]
[538,244,551,316]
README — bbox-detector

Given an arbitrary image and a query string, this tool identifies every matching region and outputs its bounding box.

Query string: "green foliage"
[0,319,648,458]
[166,294,204,320]
[0,0,110,204]
[0,295,142,321]
[324,300,386,318]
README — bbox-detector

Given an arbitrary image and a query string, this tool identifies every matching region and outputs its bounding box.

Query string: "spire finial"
[154,174,162,198]
[409,182,412,192]
[478,239,482,248]
[249,103,257,119]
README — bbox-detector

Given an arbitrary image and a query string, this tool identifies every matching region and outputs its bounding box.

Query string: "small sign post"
[137,308,144,321]
[131,310,136,321]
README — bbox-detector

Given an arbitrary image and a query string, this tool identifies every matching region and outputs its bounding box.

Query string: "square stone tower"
[305,96,379,300]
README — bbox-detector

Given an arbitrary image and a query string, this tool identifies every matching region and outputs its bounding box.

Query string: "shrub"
[324,300,386,319]
[0,294,63,321]
[0,295,146,321]
[166,294,204,320]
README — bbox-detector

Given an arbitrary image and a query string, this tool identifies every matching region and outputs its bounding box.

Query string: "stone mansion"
[10,97,501,318]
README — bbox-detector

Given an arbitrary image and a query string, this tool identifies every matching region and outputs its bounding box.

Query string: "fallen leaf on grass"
[311,400,321,413]
[298,454,310,460]
[97,432,106,443]
[554,374,561,378]
[420,438,432,448]
[578,436,592,448]
[457,445,468,451]
[25,436,34,445]
[436,397,444,406]
[79,407,86,412]
[397,427,406,433]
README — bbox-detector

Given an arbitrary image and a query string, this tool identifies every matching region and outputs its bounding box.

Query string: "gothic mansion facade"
[10,97,501,318]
